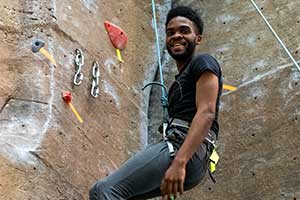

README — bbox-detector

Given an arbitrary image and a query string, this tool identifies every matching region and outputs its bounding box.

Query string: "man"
[89,6,222,200]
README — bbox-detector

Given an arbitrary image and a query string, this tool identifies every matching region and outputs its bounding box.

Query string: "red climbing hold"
[104,21,128,50]
[62,91,72,104]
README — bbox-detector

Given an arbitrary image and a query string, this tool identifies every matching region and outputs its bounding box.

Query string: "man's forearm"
[173,110,215,166]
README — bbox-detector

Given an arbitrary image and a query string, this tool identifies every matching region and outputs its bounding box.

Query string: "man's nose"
[172,31,183,39]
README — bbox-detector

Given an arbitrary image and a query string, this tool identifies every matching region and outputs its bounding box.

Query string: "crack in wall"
[223,60,300,96]
[0,96,49,114]
[29,151,85,199]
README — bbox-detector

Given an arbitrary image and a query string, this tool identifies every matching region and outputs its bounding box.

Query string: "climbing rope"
[143,0,169,134]
[151,0,165,96]
[250,0,300,72]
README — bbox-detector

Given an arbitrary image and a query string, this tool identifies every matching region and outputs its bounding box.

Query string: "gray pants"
[89,139,210,200]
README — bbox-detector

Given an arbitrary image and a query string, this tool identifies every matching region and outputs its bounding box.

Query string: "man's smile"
[170,41,187,51]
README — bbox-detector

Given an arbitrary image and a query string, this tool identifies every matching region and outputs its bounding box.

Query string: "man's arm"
[161,71,219,200]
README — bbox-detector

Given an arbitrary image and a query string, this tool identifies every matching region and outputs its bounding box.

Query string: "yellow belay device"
[209,148,219,173]
[208,146,219,183]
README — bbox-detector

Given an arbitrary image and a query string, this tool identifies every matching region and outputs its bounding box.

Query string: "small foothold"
[31,39,45,53]
[62,91,72,103]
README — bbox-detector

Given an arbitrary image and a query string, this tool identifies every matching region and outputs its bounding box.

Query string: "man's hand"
[160,160,186,200]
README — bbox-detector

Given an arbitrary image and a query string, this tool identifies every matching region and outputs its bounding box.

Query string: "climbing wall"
[0,0,171,199]
[1,0,300,199]
[156,0,300,199]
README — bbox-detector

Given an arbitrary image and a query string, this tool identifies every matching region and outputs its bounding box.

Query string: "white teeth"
[174,44,182,47]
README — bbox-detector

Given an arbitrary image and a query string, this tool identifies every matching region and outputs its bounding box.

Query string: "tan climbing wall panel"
[0,0,171,199]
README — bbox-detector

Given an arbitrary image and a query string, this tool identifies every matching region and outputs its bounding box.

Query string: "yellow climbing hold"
[68,102,83,123]
[39,47,58,67]
[223,84,237,91]
[116,48,124,63]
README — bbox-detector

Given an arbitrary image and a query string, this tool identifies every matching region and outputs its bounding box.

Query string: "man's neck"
[175,55,194,72]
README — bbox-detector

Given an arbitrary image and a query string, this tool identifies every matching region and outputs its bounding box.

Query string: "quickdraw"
[73,49,84,86]
[91,61,100,98]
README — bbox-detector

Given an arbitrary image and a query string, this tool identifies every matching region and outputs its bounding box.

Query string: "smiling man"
[89,6,223,200]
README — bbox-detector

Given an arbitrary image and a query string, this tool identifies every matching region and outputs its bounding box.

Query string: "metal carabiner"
[91,61,100,98]
[73,49,84,86]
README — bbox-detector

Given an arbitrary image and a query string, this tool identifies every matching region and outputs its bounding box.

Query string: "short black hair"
[165,6,204,35]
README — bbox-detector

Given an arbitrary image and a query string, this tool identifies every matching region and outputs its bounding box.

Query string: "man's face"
[166,16,201,61]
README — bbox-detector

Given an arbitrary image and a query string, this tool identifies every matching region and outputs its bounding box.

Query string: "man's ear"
[195,34,202,45]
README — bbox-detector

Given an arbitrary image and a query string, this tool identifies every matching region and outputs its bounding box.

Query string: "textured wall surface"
[0,0,170,199]
[1,0,300,200]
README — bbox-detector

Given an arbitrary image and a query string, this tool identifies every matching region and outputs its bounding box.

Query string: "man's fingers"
[173,182,178,198]
[160,179,165,193]
[179,180,184,195]
[167,180,173,198]
[161,179,170,200]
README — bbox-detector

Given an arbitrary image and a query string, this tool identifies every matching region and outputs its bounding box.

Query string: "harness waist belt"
[170,118,190,129]
[168,118,217,147]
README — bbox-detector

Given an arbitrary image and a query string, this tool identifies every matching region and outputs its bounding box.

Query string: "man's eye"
[167,31,174,36]
[180,29,189,34]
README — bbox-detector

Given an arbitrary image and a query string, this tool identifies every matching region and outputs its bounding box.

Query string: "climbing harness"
[166,118,219,182]
[250,0,300,72]
[91,61,100,98]
[73,49,84,86]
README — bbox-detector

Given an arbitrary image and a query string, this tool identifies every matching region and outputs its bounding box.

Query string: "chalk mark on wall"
[0,0,57,165]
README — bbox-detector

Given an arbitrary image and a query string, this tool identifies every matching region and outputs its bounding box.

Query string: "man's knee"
[89,180,110,200]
